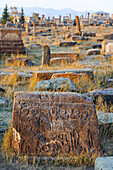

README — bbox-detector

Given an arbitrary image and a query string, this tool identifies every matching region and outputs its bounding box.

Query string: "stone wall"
[12,91,101,156]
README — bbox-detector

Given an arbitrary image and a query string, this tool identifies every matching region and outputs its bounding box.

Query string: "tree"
[32,12,40,22]
[1,4,10,24]
[20,7,25,24]
[10,6,19,21]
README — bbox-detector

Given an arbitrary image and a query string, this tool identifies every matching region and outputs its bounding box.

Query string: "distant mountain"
[0,7,110,19]
[0,7,95,19]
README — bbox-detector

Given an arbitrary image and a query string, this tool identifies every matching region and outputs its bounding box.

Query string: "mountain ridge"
[0,7,110,19]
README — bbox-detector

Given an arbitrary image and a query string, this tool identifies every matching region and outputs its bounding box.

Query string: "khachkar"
[0,28,26,55]
[12,91,101,156]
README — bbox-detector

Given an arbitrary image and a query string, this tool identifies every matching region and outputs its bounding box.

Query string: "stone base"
[95,157,113,170]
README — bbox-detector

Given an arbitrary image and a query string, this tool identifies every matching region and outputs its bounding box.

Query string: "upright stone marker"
[42,45,50,65]
[25,23,29,34]
[75,16,81,35]
[12,91,101,156]
[33,21,36,36]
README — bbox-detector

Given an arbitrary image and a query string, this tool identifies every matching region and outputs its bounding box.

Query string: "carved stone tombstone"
[42,45,50,65]
[0,28,25,55]
[25,23,29,34]
[33,21,36,36]
[75,16,81,35]
[12,91,101,156]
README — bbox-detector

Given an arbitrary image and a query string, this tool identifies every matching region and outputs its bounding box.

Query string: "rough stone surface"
[12,91,101,156]
[36,69,94,81]
[35,77,77,92]
[102,39,113,53]
[92,44,101,49]
[50,52,78,59]
[106,43,113,55]
[75,16,81,34]
[0,28,25,55]
[59,41,76,47]
[97,111,113,125]
[95,157,113,170]
[42,45,50,65]
[51,73,90,84]
[86,88,113,104]
[50,57,72,65]
[82,32,96,37]
[87,49,101,56]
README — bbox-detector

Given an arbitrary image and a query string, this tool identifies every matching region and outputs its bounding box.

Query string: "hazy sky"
[0,0,113,12]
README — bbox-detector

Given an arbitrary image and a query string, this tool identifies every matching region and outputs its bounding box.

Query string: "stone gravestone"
[105,43,113,55]
[75,16,81,35]
[12,91,101,156]
[0,28,25,55]
[42,45,51,65]
[33,21,36,36]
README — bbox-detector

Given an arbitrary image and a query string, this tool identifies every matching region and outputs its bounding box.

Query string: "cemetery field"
[0,25,113,169]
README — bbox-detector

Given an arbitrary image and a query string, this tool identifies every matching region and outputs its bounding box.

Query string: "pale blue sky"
[0,0,113,13]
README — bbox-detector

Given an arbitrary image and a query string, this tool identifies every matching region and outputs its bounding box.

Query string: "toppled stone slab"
[95,157,113,170]
[51,72,90,84]
[72,35,88,41]
[97,111,113,125]
[86,88,113,104]
[6,58,35,67]
[82,32,96,37]
[103,33,113,40]
[12,91,101,156]
[35,77,77,92]
[50,57,72,65]
[87,49,101,56]
[50,52,78,59]
[36,69,94,81]
[59,41,76,47]
[92,44,102,49]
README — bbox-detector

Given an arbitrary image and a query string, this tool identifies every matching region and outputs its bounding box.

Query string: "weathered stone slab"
[59,41,76,47]
[42,45,50,65]
[87,49,101,56]
[12,91,101,156]
[35,78,77,92]
[36,69,94,81]
[51,72,90,84]
[92,44,101,49]
[86,88,113,104]
[97,111,113,125]
[102,39,113,53]
[103,33,113,40]
[82,32,96,37]
[50,52,78,59]
[95,157,113,170]
[106,43,113,55]
[50,57,72,65]
[0,28,26,55]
